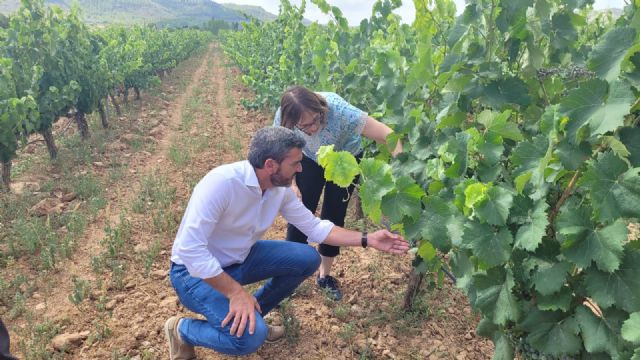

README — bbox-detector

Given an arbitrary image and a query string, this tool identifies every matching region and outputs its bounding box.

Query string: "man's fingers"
[221,312,234,328]
[396,240,410,249]
[236,313,248,337]
[248,311,256,335]
[229,314,240,336]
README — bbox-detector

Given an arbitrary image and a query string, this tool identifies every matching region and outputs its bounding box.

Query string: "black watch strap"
[361,231,368,248]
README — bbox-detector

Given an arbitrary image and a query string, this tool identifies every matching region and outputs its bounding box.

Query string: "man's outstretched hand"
[368,230,410,254]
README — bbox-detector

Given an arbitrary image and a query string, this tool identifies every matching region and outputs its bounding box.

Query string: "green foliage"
[222,0,640,357]
[69,275,90,306]
[317,144,360,187]
[0,0,212,182]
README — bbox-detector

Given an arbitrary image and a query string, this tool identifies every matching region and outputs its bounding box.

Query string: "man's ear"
[264,158,278,174]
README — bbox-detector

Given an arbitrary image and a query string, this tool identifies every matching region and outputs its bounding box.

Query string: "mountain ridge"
[0,0,256,26]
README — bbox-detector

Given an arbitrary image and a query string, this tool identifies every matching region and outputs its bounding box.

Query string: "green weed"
[69,276,90,307]
[142,240,161,278]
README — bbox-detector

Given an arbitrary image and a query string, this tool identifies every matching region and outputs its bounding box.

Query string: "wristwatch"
[361,231,368,248]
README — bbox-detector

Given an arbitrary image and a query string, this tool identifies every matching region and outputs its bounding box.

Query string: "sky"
[220,0,628,25]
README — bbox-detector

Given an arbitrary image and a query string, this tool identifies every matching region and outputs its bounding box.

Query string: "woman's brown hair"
[279,86,329,129]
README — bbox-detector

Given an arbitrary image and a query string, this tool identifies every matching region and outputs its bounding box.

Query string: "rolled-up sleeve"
[173,175,229,279]
[280,188,334,243]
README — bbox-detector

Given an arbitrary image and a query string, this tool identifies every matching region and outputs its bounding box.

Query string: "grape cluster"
[509,333,577,360]
[536,65,595,80]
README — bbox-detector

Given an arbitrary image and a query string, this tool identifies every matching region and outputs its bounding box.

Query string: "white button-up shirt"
[171,160,334,279]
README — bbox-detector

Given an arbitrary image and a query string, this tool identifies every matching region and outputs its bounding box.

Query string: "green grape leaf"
[514,200,548,252]
[521,310,582,355]
[601,136,631,159]
[380,176,425,223]
[480,77,532,109]
[450,250,474,290]
[437,110,466,129]
[443,132,470,178]
[477,131,505,166]
[537,287,573,311]
[473,269,521,326]
[510,135,551,187]
[515,172,532,194]
[556,205,592,236]
[560,79,635,142]
[405,196,454,251]
[622,312,640,344]
[318,149,360,188]
[317,144,335,168]
[476,317,498,339]
[588,26,637,82]
[620,127,640,167]
[584,249,640,312]
[462,221,512,267]
[562,220,627,273]
[575,305,624,357]
[579,151,640,222]
[474,186,514,226]
[417,240,437,261]
[555,140,592,171]
[532,260,573,296]
[492,333,515,360]
[359,158,394,223]
[478,109,523,141]
[464,182,489,211]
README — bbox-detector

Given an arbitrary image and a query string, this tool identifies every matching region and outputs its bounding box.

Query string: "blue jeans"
[169,240,321,356]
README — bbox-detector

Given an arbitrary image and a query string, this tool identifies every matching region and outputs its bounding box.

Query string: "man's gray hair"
[248,127,306,168]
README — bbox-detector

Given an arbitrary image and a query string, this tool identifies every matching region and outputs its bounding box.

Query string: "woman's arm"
[361,116,403,156]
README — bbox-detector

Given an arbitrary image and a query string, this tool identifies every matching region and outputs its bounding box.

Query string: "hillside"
[221,3,277,22]
[0,0,248,26]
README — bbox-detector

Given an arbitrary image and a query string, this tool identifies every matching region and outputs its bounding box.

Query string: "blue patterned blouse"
[273,92,367,163]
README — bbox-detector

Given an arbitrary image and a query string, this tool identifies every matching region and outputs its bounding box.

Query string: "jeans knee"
[231,319,268,355]
[301,246,321,276]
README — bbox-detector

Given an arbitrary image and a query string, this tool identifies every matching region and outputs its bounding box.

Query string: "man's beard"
[270,170,294,187]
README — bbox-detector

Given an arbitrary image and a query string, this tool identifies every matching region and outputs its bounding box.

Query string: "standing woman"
[273,86,401,300]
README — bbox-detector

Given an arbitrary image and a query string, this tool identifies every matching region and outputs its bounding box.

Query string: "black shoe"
[316,275,343,301]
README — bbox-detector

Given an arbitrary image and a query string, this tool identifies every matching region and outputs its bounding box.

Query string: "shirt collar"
[242,160,261,188]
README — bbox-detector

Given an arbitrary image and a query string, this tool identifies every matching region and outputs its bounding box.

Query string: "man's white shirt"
[171,160,334,279]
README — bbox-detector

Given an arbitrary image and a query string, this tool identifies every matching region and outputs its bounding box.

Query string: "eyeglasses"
[295,113,323,132]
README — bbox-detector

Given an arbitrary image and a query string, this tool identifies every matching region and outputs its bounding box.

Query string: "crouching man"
[165,126,409,359]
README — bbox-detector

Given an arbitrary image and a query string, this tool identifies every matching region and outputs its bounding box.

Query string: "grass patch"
[168,143,191,167]
[91,213,132,290]
[332,303,351,321]
[108,162,128,182]
[132,173,176,214]
[16,316,60,360]
[278,298,300,345]
[141,239,162,278]
[337,322,357,344]
[68,276,90,307]
[71,174,103,201]
[389,289,430,335]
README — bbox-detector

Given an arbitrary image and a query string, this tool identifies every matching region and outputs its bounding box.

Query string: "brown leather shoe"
[265,324,286,343]
[164,316,196,360]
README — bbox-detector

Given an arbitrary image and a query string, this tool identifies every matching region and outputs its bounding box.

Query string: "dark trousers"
[286,153,360,258]
[0,319,17,360]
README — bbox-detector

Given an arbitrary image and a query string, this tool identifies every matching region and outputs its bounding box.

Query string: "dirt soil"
[3,44,494,360]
